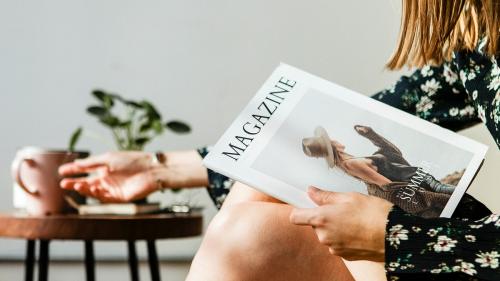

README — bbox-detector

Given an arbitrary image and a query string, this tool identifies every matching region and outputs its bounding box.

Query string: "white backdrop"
[0,0,498,260]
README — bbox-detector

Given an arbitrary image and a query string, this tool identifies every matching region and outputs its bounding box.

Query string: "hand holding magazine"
[203,64,488,218]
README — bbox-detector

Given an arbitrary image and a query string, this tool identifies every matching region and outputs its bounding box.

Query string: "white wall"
[0,0,498,260]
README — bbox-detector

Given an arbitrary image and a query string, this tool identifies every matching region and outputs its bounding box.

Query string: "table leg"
[146,240,160,281]
[38,240,50,281]
[84,240,95,281]
[24,240,35,281]
[127,240,140,281]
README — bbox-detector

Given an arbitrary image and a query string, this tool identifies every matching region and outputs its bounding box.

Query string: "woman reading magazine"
[59,0,500,280]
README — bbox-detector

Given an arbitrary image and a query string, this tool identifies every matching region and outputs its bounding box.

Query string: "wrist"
[373,200,393,261]
[163,150,204,167]
[146,167,171,193]
[151,164,209,191]
[146,150,210,191]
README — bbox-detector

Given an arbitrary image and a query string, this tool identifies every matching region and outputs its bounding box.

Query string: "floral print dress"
[374,40,500,280]
[198,38,500,280]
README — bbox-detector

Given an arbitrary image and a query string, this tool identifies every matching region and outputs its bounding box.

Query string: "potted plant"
[70,89,191,206]
[79,90,191,151]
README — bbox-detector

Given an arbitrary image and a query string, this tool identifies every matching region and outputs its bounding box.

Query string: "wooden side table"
[0,212,203,281]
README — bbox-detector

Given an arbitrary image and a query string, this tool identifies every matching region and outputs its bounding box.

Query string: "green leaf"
[139,121,152,132]
[103,95,114,108]
[92,90,115,108]
[165,120,191,133]
[125,100,142,108]
[99,115,120,127]
[92,90,107,102]
[68,127,83,152]
[87,106,108,116]
[152,120,164,134]
[141,101,161,119]
[134,137,150,146]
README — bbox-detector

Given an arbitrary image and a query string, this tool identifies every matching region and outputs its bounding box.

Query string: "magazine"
[203,63,488,218]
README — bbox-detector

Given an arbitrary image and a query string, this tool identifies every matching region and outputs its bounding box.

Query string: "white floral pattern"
[420,79,442,96]
[453,261,477,276]
[388,224,409,248]
[465,235,476,242]
[433,235,457,252]
[475,251,499,269]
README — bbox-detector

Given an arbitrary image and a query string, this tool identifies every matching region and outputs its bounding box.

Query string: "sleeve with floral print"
[371,63,481,132]
[385,206,500,280]
[197,147,234,209]
[458,54,500,148]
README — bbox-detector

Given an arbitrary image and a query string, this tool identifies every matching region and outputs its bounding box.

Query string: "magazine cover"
[203,64,488,218]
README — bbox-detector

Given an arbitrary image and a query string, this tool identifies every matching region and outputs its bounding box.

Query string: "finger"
[60,177,99,190]
[308,186,343,206]
[289,207,324,226]
[73,182,95,198]
[90,184,125,203]
[59,162,106,176]
[59,155,109,176]
[77,181,114,201]
[88,184,113,201]
[59,163,90,176]
[61,178,102,200]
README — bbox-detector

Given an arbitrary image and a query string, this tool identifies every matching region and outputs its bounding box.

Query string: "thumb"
[59,154,107,176]
[308,186,339,205]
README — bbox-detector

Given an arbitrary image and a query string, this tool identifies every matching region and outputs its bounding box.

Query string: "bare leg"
[187,184,387,281]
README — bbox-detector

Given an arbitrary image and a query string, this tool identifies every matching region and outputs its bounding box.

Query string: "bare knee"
[205,202,294,264]
[222,182,283,206]
[188,202,352,281]
[188,203,288,281]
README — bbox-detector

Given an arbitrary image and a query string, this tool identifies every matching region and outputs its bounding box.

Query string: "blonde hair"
[387,0,500,69]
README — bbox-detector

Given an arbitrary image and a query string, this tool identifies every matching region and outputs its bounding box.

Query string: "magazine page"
[203,63,488,218]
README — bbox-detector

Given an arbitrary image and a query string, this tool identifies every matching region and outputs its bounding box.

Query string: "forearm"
[164,147,234,209]
[153,150,209,188]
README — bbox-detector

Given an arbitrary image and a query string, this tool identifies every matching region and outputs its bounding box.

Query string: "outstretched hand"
[289,187,393,262]
[59,150,210,203]
[59,152,158,203]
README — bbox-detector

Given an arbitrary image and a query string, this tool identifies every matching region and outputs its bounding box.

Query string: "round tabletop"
[0,212,203,240]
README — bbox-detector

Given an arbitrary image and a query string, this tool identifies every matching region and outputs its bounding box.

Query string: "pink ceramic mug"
[11,148,89,216]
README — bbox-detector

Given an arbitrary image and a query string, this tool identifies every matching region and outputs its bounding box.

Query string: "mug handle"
[14,158,39,195]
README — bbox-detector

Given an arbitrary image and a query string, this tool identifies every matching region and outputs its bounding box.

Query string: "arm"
[371,62,481,132]
[59,149,231,204]
[385,207,500,280]
[354,125,405,157]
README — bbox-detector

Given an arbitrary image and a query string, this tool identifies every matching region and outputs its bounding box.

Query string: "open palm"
[59,152,156,203]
